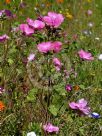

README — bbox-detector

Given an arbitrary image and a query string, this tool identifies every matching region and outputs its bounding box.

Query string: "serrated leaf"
[8,58,14,65]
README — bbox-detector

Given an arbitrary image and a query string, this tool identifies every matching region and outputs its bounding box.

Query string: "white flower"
[27,132,36,136]
[98,54,102,60]
[28,54,35,62]
[95,37,100,41]
[88,22,93,27]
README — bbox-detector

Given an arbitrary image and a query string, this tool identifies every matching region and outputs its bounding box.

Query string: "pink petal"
[27,18,45,30]
[37,42,52,53]
[0,34,9,42]
[43,123,59,133]
[78,49,94,60]
[69,102,79,109]
[19,24,34,36]
[52,41,62,53]
[43,12,64,28]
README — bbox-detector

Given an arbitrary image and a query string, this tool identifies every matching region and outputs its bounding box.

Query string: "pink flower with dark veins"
[19,24,34,36]
[43,12,64,28]
[78,49,94,60]
[52,41,62,53]
[69,98,91,115]
[27,18,45,30]
[43,123,59,133]
[0,34,9,42]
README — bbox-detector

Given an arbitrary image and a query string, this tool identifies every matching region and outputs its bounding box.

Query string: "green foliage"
[26,88,38,102]
[0,0,102,136]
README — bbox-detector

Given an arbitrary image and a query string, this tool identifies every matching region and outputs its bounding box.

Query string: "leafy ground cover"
[0,0,102,136]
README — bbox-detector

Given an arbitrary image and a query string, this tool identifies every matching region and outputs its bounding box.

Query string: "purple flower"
[27,18,45,30]
[43,123,59,133]
[4,10,13,17]
[0,34,9,42]
[0,10,13,18]
[78,49,94,60]
[19,24,34,36]
[69,98,91,115]
[65,84,72,92]
[43,12,64,28]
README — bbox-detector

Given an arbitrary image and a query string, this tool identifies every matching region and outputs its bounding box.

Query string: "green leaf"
[53,83,66,96]
[79,84,85,90]
[8,58,14,65]
[27,88,38,102]
[79,128,85,135]
[49,105,59,116]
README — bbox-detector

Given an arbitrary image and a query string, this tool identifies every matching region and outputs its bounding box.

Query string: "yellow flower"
[87,0,92,3]
[66,12,73,19]
[59,10,63,14]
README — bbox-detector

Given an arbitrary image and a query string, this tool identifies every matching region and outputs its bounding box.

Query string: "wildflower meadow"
[0,0,102,136]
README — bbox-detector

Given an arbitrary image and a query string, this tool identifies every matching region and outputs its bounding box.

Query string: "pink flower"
[65,84,72,92]
[27,18,45,30]
[19,24,34,36]
[53,58,62,71]
[78,49,94,60]
[37,42,52,53]
[69,98,91,115]
[43,12,64,28]
[87,10,93,16]
[52,41,62,53]
[0,34,9,42]
[43,123,59,133]
[27,53,35,62]
[37,41,62,53]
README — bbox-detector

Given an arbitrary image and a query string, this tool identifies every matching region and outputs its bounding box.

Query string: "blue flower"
[91,112,100,119]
